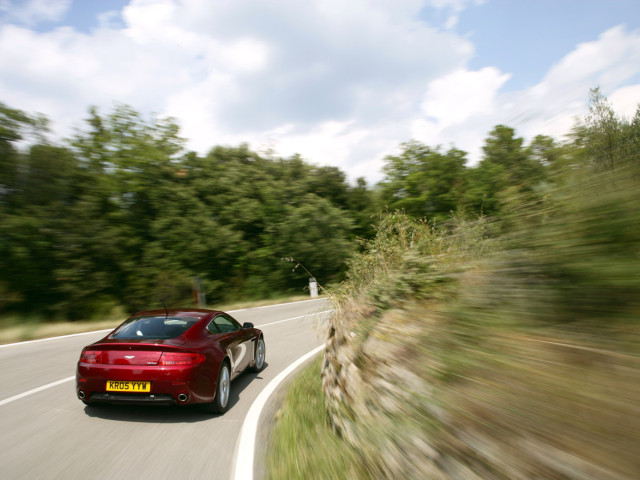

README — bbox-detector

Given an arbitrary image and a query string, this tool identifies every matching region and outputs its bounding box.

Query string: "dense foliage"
[0,103,376,319]
[2,89,637,323]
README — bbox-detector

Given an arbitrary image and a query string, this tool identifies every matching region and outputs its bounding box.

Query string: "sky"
[1,0,639,184]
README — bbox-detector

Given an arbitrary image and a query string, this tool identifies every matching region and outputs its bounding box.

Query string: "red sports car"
[76,308,265,413]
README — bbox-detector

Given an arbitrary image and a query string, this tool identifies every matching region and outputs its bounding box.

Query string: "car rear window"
[111,316,199,339]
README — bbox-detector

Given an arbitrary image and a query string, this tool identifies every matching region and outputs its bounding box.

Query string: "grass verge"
[0,318,122,345]
[266,355,365,480]
[0,294,320,345]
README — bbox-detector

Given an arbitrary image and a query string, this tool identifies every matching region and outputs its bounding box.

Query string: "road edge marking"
[228,297,327,313]
[232,343,326,480]
[257,309,333,328]
[0,376,75,407]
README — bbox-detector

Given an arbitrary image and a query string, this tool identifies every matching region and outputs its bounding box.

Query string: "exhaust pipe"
[177,393,189,402]
[78,390,86,400]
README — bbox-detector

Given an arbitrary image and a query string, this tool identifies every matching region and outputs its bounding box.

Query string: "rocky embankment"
[321,295,640,480]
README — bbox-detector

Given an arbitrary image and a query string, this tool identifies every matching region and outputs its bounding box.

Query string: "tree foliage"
[381,142,467,221]
[0,104,370,318]
[380,127,548,220]
[1,89,638,321]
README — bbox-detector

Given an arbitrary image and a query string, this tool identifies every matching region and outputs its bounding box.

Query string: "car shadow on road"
[82,363,269,423]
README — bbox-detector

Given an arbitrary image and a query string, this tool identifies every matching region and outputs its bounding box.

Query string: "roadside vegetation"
[268,90,640,479]
[266,356,366,480]
[1,101,372,324]
[0,294,312,344]
[0,89,618,326]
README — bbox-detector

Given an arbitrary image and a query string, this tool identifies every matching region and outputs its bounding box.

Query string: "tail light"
[79,350,204,365]
[157,352,206,366]
[80,350,104,364]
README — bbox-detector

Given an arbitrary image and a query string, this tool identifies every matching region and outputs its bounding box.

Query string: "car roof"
[130,308,224,319]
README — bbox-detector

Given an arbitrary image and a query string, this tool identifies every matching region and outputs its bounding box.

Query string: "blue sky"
[1,0,639,183]
[61,1,128,32]
[453,0,640,90]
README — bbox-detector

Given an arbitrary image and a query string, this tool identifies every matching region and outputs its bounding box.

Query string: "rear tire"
[202,362,231,414]
[251,337,266,372]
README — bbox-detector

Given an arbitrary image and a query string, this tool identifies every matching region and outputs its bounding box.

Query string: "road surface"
[0,298,330,479]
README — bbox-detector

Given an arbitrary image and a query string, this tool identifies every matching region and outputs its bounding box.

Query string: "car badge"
[125,355,135,359]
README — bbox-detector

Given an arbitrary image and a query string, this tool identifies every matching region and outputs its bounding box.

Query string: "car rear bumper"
[85,392,177,405]
[76,362,216,405]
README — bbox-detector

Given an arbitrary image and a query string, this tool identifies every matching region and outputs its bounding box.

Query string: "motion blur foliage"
[379,129,554,230]
[495,162,640,326]
[381,142,468,221]
[321,93,640,479]
[497,89,640,326]
[0,103,375,320]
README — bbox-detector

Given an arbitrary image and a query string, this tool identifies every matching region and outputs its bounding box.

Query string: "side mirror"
[242,322,254,329]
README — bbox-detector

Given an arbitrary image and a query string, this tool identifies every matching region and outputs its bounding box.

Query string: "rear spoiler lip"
[84,339,187,350]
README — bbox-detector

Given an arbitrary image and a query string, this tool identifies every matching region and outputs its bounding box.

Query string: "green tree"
[583,87,639,170]
[1,101,369,318]
[269,194,355,291]
[464,125,546,217]
[381,141,468,221]
[482,125,544,188]
[347,177,379,238]
[306,166,351,209]
[0,103,48,206]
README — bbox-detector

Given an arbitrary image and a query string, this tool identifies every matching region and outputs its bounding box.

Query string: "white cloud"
[510,26,640,142]
[1,0,70,26]
[609,85,640,119]
[272,120,371,168]
[543,26,640,92]
[424,0,485,29]
[420,67,510,127]
[408,67,510,161]
[0,1,639,184]
[97,10,122,30]
[406,25,640,167]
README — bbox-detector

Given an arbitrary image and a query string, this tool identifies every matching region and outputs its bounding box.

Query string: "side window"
[212,314,241,333]
[206,321,220,334]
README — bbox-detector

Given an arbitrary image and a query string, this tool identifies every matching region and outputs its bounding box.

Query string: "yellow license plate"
[106,381,151,392]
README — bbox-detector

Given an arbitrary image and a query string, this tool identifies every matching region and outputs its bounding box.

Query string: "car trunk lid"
[84,342,189,365]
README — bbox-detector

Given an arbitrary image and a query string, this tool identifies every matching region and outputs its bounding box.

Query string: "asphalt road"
[0,298,330,480]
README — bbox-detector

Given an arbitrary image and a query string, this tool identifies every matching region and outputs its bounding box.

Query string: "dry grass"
[0,318,121,345]
[0,294,319,345]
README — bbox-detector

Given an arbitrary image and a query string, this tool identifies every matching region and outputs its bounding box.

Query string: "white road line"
[0,298,330,349]
[256,310,333,328]
[0,376,75,407]
[229,297,328,313]
[232,344,326,480]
